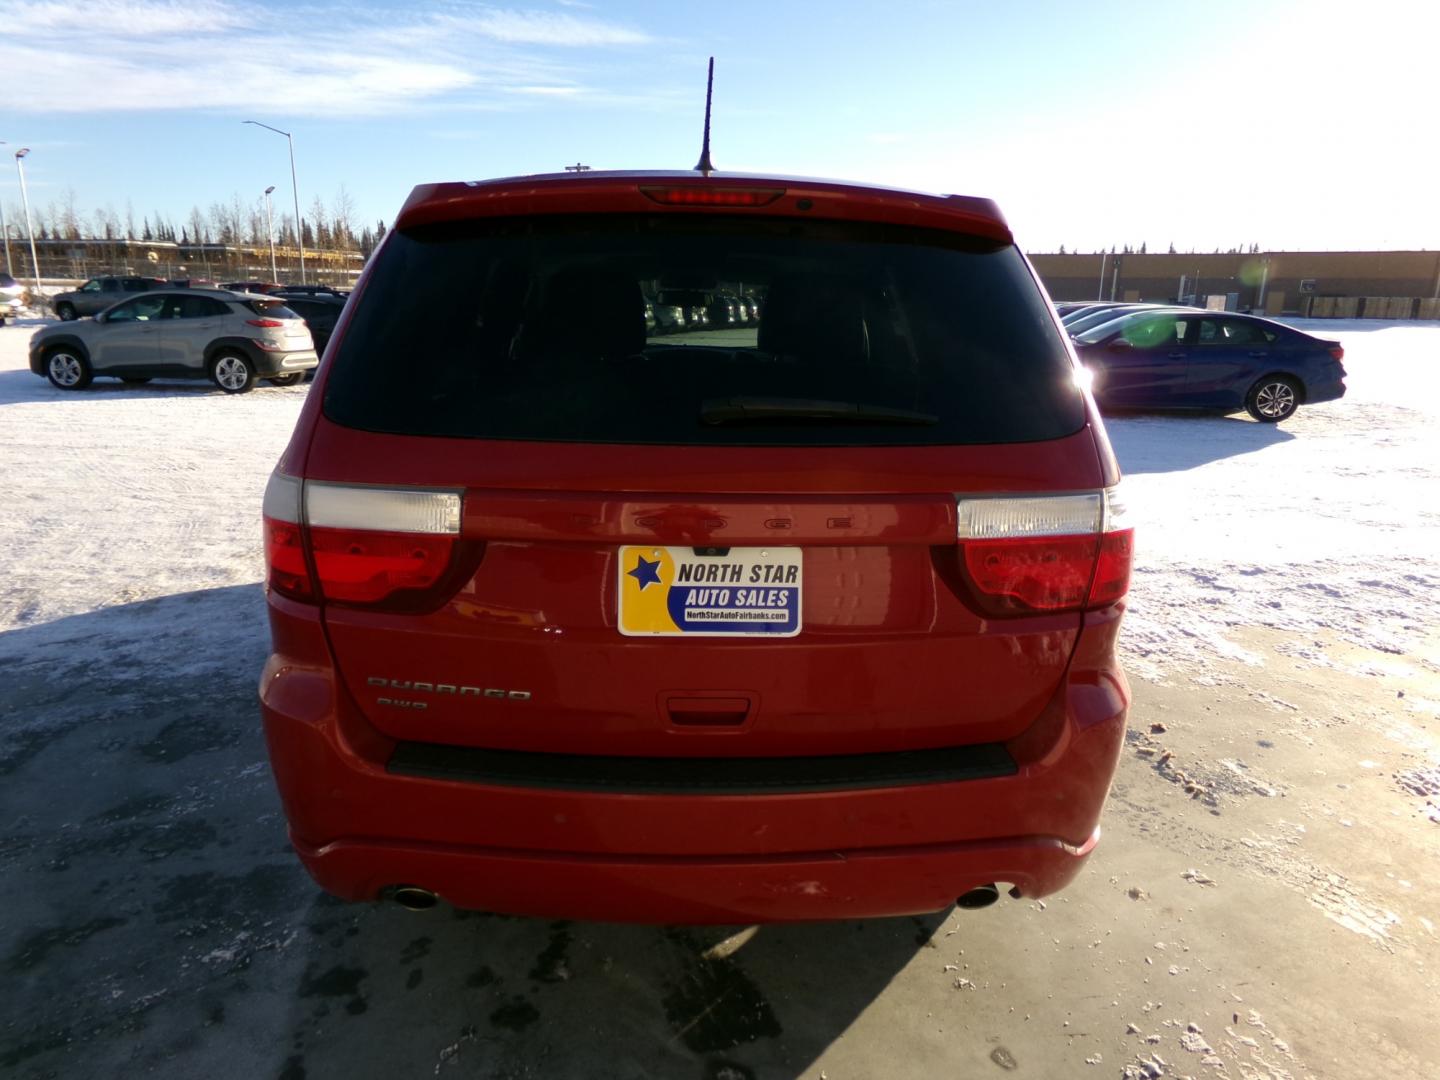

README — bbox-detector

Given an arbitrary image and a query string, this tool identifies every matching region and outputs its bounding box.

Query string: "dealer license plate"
[617,546,802,637]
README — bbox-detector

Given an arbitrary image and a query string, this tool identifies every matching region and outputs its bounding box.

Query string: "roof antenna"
[694,57,716,174]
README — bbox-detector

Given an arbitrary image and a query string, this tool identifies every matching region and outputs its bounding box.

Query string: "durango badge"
[617,546,801,637]
[366,677,531,700]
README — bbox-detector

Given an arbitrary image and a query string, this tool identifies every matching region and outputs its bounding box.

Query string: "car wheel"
[1245,375,1301,422]
[56,302,78,321]
[121,376,153,385]
[46,348,93,390]
[210,351,257,394]
[266,373,304,386]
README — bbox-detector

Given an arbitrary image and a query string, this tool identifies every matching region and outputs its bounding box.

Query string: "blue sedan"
[1073,310,1347,422]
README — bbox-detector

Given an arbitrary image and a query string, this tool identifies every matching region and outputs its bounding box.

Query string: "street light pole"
[15,149,42,296]
[0,198,10,277]
[243,120,306,284]
[264,185,278,282]
[0,140,11,276]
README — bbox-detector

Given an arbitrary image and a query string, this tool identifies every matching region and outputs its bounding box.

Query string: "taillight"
[246,318,284,327]
[261,473,469,610]
[1089,490,1134,607]
[263,472,311,601]
[1328,345,1344,362]
[307,527,455,603]
[639,186,785,207]
[955,488,1132,616]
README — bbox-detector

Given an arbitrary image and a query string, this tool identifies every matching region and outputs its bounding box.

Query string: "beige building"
[1030,250,1440,317]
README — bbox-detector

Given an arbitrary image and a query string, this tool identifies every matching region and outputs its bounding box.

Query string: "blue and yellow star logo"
[627,554,663,590]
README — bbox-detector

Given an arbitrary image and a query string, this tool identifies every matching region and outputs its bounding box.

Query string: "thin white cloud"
[0,40,476,114]
[2,1,653,116]
[14,0,248,34]
[424,129,493,141]
[456,9,650,46]
[504,85,586,96]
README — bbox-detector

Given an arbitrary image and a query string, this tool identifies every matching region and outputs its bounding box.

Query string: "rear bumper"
[260,601,1129,923]
[293,829,1100,924]
[1307,378,1346,405]
[251,348,319,375]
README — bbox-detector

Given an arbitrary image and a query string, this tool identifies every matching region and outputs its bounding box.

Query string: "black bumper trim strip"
[386,740,1017,795]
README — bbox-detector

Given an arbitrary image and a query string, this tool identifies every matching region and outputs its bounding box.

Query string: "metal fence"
[2,236,365,290]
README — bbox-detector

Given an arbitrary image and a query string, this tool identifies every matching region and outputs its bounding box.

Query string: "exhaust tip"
[390,885,440,911]
[956,884,1001,910]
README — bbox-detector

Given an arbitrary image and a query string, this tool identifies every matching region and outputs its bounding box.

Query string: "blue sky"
[1,0,1434,252]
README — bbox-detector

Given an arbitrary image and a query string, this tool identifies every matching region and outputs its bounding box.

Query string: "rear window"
[284,298,339,316]
[324,214,1084,446]
[244,299,301,319]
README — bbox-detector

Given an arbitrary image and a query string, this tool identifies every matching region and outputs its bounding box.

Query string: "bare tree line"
[3,184,386,255]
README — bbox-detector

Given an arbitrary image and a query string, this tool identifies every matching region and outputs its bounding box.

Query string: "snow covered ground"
[3,315,1436,688]
[0,320,306,635]
[1113,319,1440,689]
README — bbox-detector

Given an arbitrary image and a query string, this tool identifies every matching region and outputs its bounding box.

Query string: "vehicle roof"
[1066,302,1165,313]
[1104,306,1270,320]
[1075,306,1296,340]
[1087,305,1193,321]
[1072,306,1190,335]
[1062,303,1170,322]
[100,287,284,302]
[396,169,1012,243]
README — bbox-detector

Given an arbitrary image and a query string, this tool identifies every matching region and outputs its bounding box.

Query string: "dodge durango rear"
[258,170,1132,923]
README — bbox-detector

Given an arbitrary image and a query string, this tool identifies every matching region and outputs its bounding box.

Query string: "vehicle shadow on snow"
[0,367,303,406]
[1,586,953,1080]
[1103,412,1295,474]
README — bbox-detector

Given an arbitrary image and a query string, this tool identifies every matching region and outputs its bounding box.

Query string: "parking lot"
[2,317,1438,1078]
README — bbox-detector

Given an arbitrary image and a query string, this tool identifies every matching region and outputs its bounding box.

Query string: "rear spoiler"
[396,171,1012,244]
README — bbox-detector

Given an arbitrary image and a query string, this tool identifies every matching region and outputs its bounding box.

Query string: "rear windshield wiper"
[700,397,937,426]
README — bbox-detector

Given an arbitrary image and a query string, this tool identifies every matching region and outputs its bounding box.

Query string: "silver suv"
[28,289,318,393]
[0,272,25,324]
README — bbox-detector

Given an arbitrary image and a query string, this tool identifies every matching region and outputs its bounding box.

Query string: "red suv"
[259,171,1133,923]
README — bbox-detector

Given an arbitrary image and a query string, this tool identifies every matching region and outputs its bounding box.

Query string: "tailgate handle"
[665,695,752,727]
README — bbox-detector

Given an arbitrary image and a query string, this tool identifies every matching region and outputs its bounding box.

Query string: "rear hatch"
[289,198,1110,757]
[244,297,314,352]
